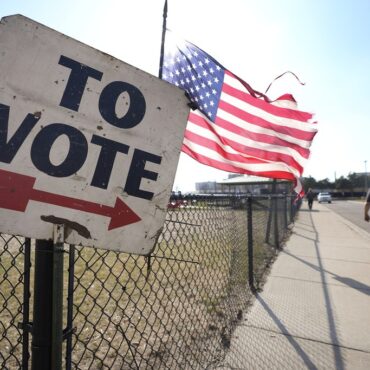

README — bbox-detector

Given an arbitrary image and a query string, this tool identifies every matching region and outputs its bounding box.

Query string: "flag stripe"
[188,112,305,173]
[182,139,296,181]
[222,80,317,138]
[217,107,313,149]
[187,121,304,177]
[219,96,316,143]
[224,71,314,123]
[184,127,267,164]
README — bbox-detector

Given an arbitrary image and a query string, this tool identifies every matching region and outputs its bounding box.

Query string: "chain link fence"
[0,193,299,369]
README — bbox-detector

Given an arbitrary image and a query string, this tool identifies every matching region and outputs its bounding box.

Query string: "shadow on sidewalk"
[256,211,345,370]
[309,211,345,370]
[283,250,370,295]
[255,295,318,369]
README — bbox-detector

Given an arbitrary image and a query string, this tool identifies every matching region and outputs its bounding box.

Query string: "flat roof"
[217,175,290,185]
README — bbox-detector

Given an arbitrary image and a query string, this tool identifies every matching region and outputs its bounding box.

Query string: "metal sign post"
[31,225,64,370]
[52,225,65,370]
[31,240,54,370]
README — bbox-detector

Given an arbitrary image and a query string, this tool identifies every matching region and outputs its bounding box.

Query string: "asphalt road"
[320,199,370,236]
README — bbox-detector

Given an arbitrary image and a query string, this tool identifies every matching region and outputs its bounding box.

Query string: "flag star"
[187,65,192,71]
[195,85,200,91]
[207,111,212,118]
[206,92,210,97]
[209,67,214,74]
[186,77,190,83]
[214,77,219,83]
[202,70,208,77]
[199,95,204,100]
[181,67,186,73]
[192,63,197,69]
[216,65,221,70]
[210,101,214,106]
[190,87,194,93]
[176,56,181,63]
[175,69,180,75]
[194,51,198,57]
[201,82,206,88]
[207,80,213,86]
[203,103,208,109]
[191,75,196,81]
[198,61,203,67]
[205,58,210,64]
[212,89,217,95]
[180,79,185,85]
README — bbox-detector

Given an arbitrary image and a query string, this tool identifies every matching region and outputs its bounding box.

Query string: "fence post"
[31,239,53,370]
[289,195,294,223]
[274,194,279,248]
[21,238,31,370]
[52,225,64,370]
[247,196,254,291]
[269,180,279,248]
[284,194,288,229]
[31,226,64,370]
[65,245,75,370]
[265,196,272,244]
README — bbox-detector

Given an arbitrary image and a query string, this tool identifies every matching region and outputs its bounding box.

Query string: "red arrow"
[0,169,141,230]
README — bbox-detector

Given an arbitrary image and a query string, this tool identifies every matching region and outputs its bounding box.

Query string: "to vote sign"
[0,15,189,254]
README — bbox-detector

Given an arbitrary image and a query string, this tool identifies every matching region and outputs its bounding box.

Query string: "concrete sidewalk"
[219,202,370,370]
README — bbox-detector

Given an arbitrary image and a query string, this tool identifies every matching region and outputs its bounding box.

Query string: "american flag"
[162,31,317,196]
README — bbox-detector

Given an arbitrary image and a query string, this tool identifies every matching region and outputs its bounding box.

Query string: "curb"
[321,204,370,243]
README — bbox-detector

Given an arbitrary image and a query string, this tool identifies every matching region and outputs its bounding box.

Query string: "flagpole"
[158,0,168,79]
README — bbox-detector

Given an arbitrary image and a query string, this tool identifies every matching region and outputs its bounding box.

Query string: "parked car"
[167,199,188,209]
[317,192,332,203]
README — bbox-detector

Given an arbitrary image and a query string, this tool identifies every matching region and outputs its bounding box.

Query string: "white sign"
[0,15,189,254]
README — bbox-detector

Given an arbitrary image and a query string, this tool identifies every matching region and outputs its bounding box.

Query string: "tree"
[316,178,334,190]
[347,172,363,188]
[301,176,317,191]
[335,176,352,191]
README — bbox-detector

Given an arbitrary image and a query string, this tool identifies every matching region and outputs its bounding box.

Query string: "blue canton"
[163,41,225,122]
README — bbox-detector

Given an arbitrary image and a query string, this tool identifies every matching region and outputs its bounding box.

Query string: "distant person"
[306,188,315,210]
[365,189,370,222]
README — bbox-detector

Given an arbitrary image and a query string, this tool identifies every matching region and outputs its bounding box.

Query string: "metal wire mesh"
[0,194,297,369]
[0,235,30,369]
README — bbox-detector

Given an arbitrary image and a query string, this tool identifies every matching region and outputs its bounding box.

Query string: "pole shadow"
[255,294,318,369]
[283,250,370,295]
[303,212,344,370]
[261,210,346,370]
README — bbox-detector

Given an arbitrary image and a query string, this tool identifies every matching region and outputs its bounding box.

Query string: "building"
[195,174,293,195]
[195,181,222,194]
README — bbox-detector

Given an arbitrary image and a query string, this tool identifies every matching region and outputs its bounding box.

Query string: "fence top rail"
[169,193,296,201]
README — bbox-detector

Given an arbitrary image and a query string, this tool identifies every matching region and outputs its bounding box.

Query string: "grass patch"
[1,200,289,369]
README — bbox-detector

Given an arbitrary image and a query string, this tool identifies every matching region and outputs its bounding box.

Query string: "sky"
[1,0,369,192]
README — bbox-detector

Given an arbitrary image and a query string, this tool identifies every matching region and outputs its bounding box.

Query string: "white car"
[317,192,332,203]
